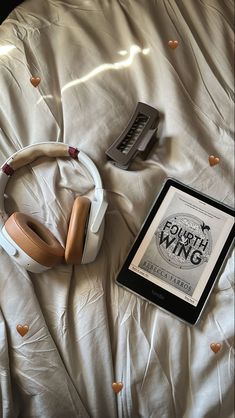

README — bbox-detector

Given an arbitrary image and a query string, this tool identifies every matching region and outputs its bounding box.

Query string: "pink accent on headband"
[2,163,14,176]
[68,147,79,159]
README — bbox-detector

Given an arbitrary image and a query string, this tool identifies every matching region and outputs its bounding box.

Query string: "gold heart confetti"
[16,324,29,337]
[210,342,221,354]
[168,40,179,49]
[208,155,220,166]
[112,382,124,394]
[30,76,41,87]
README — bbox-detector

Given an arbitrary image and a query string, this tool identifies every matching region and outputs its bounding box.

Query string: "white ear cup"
[81,200,105,264]
[1,227,49,273]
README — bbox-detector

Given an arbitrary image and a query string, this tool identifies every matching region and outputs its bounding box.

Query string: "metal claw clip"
[105,102,160,170]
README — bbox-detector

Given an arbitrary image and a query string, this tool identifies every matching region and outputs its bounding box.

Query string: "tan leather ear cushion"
[5,212,65,267]
[65,196,91,265]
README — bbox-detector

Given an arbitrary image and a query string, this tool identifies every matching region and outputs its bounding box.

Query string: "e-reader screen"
[116,179,234,324]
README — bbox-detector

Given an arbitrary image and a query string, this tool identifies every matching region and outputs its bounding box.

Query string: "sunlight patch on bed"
[61,44,150,94]
[0,45,16,56]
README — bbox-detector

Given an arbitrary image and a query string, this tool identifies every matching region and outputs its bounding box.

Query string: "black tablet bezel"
[116,178,234,325]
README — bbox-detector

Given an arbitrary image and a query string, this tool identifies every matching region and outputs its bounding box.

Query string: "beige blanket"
[0,1,234,417]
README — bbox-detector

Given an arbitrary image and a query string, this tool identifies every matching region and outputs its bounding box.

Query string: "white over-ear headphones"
[0,142,108,273]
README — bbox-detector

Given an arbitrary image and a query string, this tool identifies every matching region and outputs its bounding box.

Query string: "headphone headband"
[0,142,107,231]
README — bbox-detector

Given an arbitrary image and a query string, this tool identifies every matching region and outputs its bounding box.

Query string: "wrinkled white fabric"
[0,0,234,417]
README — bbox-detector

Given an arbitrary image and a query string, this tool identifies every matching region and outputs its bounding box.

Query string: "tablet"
[116,178,234,325]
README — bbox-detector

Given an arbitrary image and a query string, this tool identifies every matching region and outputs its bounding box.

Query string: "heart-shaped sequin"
[210,342,221,354]
[30,76,41,87]
[208,155,220,166]
[16,324,29,337]
[112,382,124,394]
[168,40,179,49]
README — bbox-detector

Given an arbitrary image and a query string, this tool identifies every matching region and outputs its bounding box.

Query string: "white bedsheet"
[0,1,234,417]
